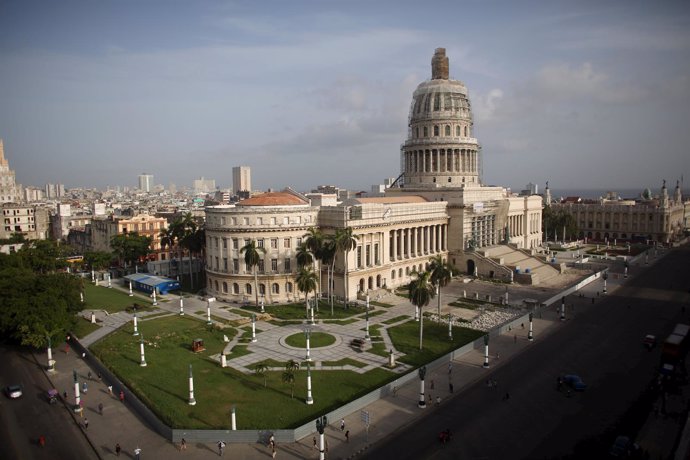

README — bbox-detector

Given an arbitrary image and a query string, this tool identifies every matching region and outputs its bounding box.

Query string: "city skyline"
[1,0,689,192]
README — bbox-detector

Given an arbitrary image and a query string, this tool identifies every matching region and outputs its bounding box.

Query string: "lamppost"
[603,271,608,295]
[260,295,265,313]
[139,334,147,367]
[188,364,196,406]
[304,325,312,361]
[251,314,257,343]
[624,261,629,279]
[560,296,566,321]
[47,335,55,372]
[305,360,314,405]
[230,405,237,430]
[107,273,112,288]
[528,312,534,341]
[448,313,453,341]
[418,366,427,408]
[316,415,328,460]
[364,295,370,341]
[179,295,185,315]
[483,334,490,368]
[133,307,139,336]
[73,369,82,414]
[128,281,133,297]
[152,289,157,306]
[207,297,216,325]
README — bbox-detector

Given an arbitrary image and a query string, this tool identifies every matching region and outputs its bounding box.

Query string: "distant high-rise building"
[44,183,65,199]
[193,177,216,193]
[232,166,251,194]
[0,139,21,204]
[138,173,154,192]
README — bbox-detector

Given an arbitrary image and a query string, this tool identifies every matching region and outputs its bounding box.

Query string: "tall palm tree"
[296,267,318,319]
[241,240,266,308]
[159,227,176,276]
[296,242,313,269]
[428,255,455,318]
[180,213,197,288]
[320,238,336,315]
[283,359,300,399]
[408,270,436,351]
[334,227,359,303]
[303,227,324,302]
[254,363,269,388]
[168,217,186,278]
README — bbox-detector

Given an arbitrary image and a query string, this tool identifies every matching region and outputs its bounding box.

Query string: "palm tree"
[320,238,336,315]
[283,359,300,398]
[180,213,197,288]
[428,255,455,318]
[168,217,186,278]
[408,270,436,351]
[303,227,324,301]
[159,227,176,276]
[334,227,359,303]
[254,363,269,388]
[296,242,313,269]
[241,240,266,308]
[296,267,318,319]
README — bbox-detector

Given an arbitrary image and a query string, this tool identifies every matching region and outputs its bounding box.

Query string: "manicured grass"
[369,341,389,357]
[364,310,386,319]
[388,320,484,367]
[322,358,367,368]
[83,283,153,313]
[71,317,101,339]
[449,299,493,310]
[226,344,251,359]
[284,332,336,348]
[91,315,396,429]
[141,311,176,320]
[242,301,365,320]
[267,320,304,326]
[322,318,359,325]
[252,359,287,369]
[383,315,410,325]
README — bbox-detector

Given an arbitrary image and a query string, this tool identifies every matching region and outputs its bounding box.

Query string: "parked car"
[609,435,639,457]
[643,334,657,350]
[5,384,23,399]
[562,374,587,391]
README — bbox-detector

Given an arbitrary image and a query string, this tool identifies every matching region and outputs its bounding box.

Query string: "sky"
[1,0,689,193]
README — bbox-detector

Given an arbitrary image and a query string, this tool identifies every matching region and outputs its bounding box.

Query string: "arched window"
[368,277,373,290]
[222,282,228,293]
[464,126,469,137]
[391,270,396,280]
[214,280,219,291]
[423,127,428,137]
[456,126,461,136]
[434,94,441,111]
[272,283,279,294]
[376,275,381,288]
[415,127,419,138]
[359,279,365,292]
[233,283,239,294]
[259,283,266,295]
[433,125,439,136]
[448,177,452,183]
[286,282,293,293]
[405,267,410,275]
[445,125,450,136]
[245,283,252,294]
[398,268,403,277]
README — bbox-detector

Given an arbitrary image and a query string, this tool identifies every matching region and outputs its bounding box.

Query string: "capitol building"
[205,49,545,304]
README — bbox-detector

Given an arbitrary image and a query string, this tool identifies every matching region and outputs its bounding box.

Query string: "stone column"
[139,334,147,367]
[188,364,196,406]
[405,228,410,258]
[391,230,397,261]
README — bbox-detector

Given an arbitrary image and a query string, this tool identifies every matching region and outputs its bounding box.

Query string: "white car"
[5,384,23,399]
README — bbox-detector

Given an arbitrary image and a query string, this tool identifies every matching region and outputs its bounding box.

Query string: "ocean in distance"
[547,188,690,200]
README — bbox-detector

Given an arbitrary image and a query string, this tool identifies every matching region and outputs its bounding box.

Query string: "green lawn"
[284,332,336,348]
[388,320,484,367]
[83,283,153,313]
[71,317,101,339]
[383,315,411,325]
[322,358,367,368]
[90,315,396,429]
[242,301,365,320]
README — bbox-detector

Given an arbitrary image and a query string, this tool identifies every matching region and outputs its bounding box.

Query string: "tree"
[240,240,266,308]
[429,255,455,318]
[17,240,67,274]
[110,233,152,270]
[407,270,436,351]
[303,227,324,300]
[296,267,318,319]
[334,227,359,302]
[84,251,113,271]
[179,212,198,288]
[283,359,300,399]
[320,238,336,315]
[254,363,269,388]
[542,207,578,242]
[296,242,313,269]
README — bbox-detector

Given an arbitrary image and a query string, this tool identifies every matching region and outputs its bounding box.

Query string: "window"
[221,217,225,225]
[456,126,461,136]
[271,238,278,249]
[245,283,252,294]
[215,237,219,248]
[259,284,266,295]
[233,283,239,294]
[231,217,237,225]
[222,238,227,249]
[464,126,469,137]
[232,238,239,249]
[284,258,291,272]
[365,244,371,266]
[423,127,428,137]
[296,237,302,247]
[214,280,219,291]
[257,239,264,248]
[244,238,250,247]
[272,283,279,294]
[243,218,249,225]
[215,256,219,269]
[415,127,419,138]
[223,258,228,270]
[433,125,439,136]
[445,125,451,136]
[233,259,239,272]
[222,282,228,293]
[271,217,276,225]
[374,243,380,264]
[284,238,291,248]
[271,258,278,272]
[286,282,293,293]
[257,217,263,225]
[283,217,289,225]
[434,93,441,111]
[391,270,396,280]
[356,246,362,268]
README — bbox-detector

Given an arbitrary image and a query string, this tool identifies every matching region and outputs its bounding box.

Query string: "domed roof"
[236,192,308,207]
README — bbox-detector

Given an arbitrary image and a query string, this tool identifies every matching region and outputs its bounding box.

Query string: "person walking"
[217,440,225,456]
[134,446,141,460]
[449,382,454,393]
[108,384,113,395]
[180,438,187,451]
[119,390,125,403]
[83,418,89,430]
[345,430,350,443]
[98,403,103,415]
[115,443,121,456]
[340,419,345,431]
[313,436,317,450]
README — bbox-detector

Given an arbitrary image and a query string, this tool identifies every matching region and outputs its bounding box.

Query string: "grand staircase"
[478,245,560,285]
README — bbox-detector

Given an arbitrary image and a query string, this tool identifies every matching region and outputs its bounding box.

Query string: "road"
[0,345,97,460]
[363,245,690,459]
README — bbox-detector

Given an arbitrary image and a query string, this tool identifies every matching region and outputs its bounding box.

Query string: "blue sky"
[1,0,689,192]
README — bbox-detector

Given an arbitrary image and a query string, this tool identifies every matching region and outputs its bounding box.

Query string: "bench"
[350,338,366,352]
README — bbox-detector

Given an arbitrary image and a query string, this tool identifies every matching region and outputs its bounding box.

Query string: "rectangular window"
[257,217,263,225]
[374,243,380,264]
[257,239,264,248]
[296,237,302,247]
[244,238,250,247]
[284,238,291,248]
[222,238,227,249]
[243,217,249,225]
[221,217,225,225]
[271,259,278,272]
[284,258,291,272]
[258,260,265,273]
[223,258,228,270]
[356,246,362,268]
[232,238,239,249]
[233,259,239,272]
[271,217,276,225]
[271,238,278,249]
[283,217,289,225]
[215,237,219,248]
[215,256,219,270]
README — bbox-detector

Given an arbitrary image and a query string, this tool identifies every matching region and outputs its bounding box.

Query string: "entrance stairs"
[478,245,560,285]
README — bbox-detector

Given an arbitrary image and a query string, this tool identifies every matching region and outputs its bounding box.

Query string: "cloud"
[473,88,504,122]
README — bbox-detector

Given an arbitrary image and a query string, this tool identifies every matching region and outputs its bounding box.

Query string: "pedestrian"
[217,440,225,456]
[39,435,46,447]
[591,297,595,304]
[521,323,524,329]
[340,418,345,431]
[65,344,70,354]
[115,443,121,456]
[345,430,350,443]
[313,436,317,450]
[82,382,88,393]
[503,392,510,400]
[134,446,141,460]
[448,362,452,375]
[269,434,275,449]
[98,402,103,415]
[83,418,89,430]
[430,379,435,390]
[428,393,433,404]
[82,352,86,359]
[449,382,454,393]
[63,390,68,400]
[119,390,125,403]
[88,371,92,380]
[181,438,187,451]
[97,372,102,381]
[272,446,276,459]
[435,396,441,406]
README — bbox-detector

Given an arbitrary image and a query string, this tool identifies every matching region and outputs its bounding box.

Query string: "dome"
[236,192,308,207]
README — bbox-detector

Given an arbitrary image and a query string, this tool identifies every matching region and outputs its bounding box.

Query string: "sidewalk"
[38,266,627,459]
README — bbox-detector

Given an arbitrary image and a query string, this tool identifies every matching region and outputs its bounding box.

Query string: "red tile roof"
[236,192,308,206]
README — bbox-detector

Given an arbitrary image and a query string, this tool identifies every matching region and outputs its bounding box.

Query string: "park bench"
[350,338,366,352]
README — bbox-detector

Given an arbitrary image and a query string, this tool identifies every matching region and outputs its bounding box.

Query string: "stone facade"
[89,213,168,261]
[0,139,21,204]
[1,203,50,240]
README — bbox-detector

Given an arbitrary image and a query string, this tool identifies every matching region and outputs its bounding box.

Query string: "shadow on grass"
[149,381,187,404]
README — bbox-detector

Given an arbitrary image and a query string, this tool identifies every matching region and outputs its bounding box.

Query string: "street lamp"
[260,295,265,313]
[603,272,608,295]
[129,281,133,297]
[304,325,312,361]
[316,415,328,460]
[47,335,55,372]
[364,295,370,341]
[188,364,196,406]
[251,314,257,343]
[179,295,185,315]
[483,335,490,368]
[448,313,453,341]
[305,361,314,405]
[560,296,566,321]
[624,261,629,279]
[152,289,157,306]
[207,297,216,325]
[418,366,427,408]
[133,307,139,336]
[528,312,534,341]
[139,334,147,367]
[73,369,82,414]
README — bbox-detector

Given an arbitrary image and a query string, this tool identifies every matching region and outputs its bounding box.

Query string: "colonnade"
[389,224,447,261]
[404,148,478,174]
